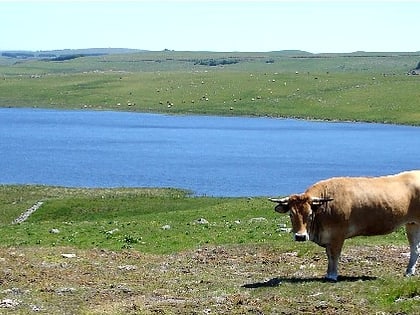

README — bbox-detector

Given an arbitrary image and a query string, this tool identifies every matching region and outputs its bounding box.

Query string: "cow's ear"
[275,203,290,213]
[269,197,290,213]
[310,203,323,213]
[310,197,333,213]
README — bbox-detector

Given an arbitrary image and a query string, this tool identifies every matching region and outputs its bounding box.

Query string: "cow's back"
[306,171,420,237]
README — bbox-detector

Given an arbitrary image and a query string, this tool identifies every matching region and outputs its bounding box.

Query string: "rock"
[0,299,20,309]
[56,287,76,294]
[280,228,292,233]
[161,225,171,230]
[195,218,209,225]
[12,201,44,224]
[111,284,132,293]
[118,265,137,271]
[50,228,60,234]
[278,224,292,233]
[61,254,76,259]
[30,304,42,312]
[2,287,24,295]
[248,217,268,223]
[106,228,119,235]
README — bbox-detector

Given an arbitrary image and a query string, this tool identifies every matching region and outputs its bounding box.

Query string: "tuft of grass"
[374,277,420,313]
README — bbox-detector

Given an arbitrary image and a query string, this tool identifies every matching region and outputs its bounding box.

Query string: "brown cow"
[269,170,420,281]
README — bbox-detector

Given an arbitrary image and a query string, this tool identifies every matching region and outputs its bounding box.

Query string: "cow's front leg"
[325,239,344,281]
[405,223,420,276]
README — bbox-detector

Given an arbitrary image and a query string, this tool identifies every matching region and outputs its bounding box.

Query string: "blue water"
[0,108,419,196]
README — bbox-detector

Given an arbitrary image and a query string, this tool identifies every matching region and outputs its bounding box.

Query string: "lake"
[0,108,419,197]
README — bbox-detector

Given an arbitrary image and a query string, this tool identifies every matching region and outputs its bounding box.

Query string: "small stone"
[117,285,132,293]
[0,298,20,308]
[195,218,209,225]
[30,304,42,312]
[56,287,76,294]
[280,228,292,233]
[2,287,23,295]
[248,217,268,223]
[118,265,137,271]
[61,254,76,259]
[50,228,60,234]
[161,225,171,230]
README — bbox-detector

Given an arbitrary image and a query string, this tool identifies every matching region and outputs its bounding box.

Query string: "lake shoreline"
[2,105,418,127]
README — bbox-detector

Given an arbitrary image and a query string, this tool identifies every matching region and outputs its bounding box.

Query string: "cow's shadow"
[242,275,377,288]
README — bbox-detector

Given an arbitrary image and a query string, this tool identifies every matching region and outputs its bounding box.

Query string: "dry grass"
[0,243,417,314]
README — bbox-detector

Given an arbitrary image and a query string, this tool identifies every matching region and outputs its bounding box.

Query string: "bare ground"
[0,244,416,314]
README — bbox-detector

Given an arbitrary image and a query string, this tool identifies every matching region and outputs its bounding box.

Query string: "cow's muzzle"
[294,233,309,242]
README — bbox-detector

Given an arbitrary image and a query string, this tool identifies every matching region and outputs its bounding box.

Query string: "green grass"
[1,51,420,125]
[1,185,282,253]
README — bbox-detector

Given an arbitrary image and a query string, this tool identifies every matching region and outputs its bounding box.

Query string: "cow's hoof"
[324,274,338,282]
[324,278,337,283]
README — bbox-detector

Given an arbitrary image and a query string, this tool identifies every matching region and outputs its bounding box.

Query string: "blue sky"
[1,0,419,53]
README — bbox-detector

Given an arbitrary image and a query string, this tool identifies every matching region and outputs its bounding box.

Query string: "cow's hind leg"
[405,223,420,276]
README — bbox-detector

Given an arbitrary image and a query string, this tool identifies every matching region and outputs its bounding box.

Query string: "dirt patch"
[0,244,414,314]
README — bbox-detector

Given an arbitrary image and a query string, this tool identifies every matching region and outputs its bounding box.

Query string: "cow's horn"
[268,197,289,204]
[310,196,334,204]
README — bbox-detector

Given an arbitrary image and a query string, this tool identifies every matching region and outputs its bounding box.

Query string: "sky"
[1,0,419,53]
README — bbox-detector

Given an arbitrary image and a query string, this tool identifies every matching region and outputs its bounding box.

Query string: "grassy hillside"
[1,51,419,125]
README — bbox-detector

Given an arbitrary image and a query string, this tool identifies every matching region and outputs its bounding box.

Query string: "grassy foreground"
[0,185,418,314]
